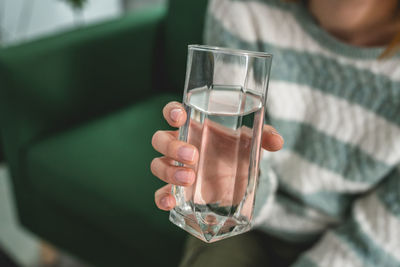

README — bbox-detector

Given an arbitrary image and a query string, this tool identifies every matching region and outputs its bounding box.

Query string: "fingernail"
[177,146,195,162]
[268,129,279,135]
[269,129,282,137]
[269,130,284,142]
[175,170,193,184]
[160,197,171,209]
[170,108,183,122]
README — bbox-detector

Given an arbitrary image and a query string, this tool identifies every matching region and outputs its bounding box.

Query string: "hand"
[151,101,284,211]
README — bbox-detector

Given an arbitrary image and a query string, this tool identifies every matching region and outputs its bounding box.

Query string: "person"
[150,0,400,266]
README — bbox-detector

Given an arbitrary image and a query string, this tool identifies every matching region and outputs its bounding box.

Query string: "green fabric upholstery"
[0,0,209,266]
[27,94,183,266]
[165,0,209,89]
[0,6,167,211]
[0,6,166,160]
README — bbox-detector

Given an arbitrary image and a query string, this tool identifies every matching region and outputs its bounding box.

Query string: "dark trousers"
[179,230,315,267]
[0,247,19,267]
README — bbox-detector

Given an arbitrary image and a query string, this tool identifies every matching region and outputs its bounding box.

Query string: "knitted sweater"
[204,0,400,266]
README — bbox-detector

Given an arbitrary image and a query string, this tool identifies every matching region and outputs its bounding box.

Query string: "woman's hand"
[150,101,284,211]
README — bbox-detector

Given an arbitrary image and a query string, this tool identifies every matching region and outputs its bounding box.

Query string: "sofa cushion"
[25,93,186,265]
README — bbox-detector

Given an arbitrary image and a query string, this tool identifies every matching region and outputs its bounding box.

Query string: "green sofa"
[0,1,208,266]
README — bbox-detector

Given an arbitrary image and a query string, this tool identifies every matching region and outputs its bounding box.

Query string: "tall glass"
[170,45,272,243]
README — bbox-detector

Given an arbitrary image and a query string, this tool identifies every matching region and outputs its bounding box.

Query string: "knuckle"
[162,105,169,117]
[154,192,160,206]
[154,187,163,200]
[165,166,175,182]
[151,130,162,147]
[167,139,179,156]
[150,158,159,174]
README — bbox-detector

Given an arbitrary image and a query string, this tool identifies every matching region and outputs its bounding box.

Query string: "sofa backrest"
[0,0,209,170]
[0,7,167,171]
[164,0,209,92]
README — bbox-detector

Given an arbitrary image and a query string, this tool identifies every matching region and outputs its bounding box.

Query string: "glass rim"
[189,44,272,59]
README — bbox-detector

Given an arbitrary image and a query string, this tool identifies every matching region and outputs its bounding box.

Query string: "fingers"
[262,125,284,152]
[163,101,187,128]
[152,131,199,165]
[150,157,195,186]
[155,184,176,211]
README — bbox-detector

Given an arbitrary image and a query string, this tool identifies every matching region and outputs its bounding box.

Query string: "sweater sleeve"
[292,166,400,267]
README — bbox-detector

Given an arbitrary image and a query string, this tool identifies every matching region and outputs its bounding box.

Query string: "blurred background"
[0,0,165,47]
[1,1,187,267]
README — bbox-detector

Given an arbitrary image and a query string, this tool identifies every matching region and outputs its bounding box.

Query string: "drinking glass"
[169,45,272,243]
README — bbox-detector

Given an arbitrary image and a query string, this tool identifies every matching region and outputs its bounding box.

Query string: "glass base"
[169,207,252,243]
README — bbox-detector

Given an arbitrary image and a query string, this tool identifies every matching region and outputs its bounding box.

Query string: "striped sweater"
[204,0,400,266]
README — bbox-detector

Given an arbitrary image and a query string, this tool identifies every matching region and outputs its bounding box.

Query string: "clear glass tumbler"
[170,45,272,243]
